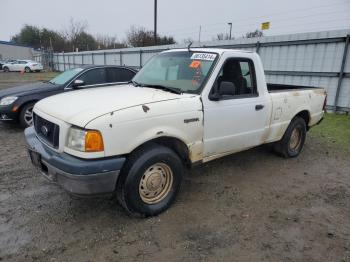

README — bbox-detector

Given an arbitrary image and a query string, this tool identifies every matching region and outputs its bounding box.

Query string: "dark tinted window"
[78,68,106,85]
[106,68,135,83]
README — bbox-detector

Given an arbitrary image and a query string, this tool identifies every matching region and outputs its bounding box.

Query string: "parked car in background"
[2,60,44,73]
[0,65,137,127]
[25,48,326,216]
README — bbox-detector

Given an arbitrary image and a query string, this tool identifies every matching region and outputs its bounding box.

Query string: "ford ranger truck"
[25,48,326,217]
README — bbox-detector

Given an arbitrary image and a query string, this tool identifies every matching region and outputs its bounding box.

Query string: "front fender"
[85,96,204,160]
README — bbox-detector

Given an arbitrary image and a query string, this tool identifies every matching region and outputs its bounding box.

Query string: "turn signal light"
[85,130,104,152]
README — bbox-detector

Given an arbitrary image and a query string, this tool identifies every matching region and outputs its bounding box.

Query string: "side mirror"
[72,79,85,88]
[209,81,236,101]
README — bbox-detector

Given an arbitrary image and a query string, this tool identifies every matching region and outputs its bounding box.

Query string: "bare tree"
[62,18,88,51]
[244,29,264,38]
[215,33,232,41]
[126,25,175,47]
[183,37,194,44]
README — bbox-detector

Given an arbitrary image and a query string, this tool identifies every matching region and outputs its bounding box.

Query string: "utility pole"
[154,0,157,45]
[198,25,202,43]
[228,22,232,40]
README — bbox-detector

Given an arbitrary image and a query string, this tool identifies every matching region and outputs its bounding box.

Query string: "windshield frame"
[133,50,220,95]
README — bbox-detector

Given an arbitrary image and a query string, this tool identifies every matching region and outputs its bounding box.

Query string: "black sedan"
[0,65,137,127]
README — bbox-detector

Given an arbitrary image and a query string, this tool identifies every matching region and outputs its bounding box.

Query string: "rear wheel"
[117,144,184,217]
[19,102,35,128]
[273,116,307,158]
[25,67,31,73]
[3,66,9,72]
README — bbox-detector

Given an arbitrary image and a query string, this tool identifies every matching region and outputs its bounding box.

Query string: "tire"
[273,116,307,158]
[117,144,184,217]
[19,102,35,128]
[3,66,9,72]
[25,67,31,73]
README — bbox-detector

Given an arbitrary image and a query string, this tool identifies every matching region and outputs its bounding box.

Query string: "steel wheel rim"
[24,106,34,126]
[25,67,30,73]
[139,163,173,204]
[289,127,302,150]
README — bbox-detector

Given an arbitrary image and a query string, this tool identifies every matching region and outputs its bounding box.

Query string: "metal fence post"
[82,53,84,65]
[73,54,76,67]
[334,34,350,112]
[256,41,261,54]
[104,52,107,65]
[120,51,123,66]
[91,53,94,65]
[140,50,143,67]
[63,53,66,71]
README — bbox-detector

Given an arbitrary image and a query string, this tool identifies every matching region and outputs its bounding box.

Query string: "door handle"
[255,104,264,111]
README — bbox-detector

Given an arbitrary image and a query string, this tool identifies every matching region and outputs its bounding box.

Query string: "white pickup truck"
[25,48,326,216]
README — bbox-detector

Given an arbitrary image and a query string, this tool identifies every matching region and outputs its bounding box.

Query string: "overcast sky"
[1,0,350,43]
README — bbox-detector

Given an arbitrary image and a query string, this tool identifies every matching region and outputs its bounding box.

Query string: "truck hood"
[34,84,196,127]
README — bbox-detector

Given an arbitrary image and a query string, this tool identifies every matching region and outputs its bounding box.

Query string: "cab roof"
[164,48,254,55]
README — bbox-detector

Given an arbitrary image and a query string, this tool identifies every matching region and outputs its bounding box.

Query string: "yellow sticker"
[261,22,270,30]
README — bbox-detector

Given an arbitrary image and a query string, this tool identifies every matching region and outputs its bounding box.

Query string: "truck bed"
[267,83,323,93]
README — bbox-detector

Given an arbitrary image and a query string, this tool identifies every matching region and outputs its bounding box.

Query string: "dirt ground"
[0,72,349,262]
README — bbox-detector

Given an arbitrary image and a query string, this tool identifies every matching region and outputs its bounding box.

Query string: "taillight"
[323,90,327,110]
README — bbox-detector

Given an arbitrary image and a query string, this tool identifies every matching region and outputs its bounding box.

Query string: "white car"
[2,60,43,73]
[26,48,326,216]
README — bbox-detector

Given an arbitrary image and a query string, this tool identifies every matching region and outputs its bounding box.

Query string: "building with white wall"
[0,41,34,60]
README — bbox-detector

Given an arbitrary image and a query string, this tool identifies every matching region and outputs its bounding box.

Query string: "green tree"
[11,25,41,48]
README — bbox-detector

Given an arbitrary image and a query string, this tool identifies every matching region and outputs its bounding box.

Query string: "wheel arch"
[293,110,310,130]
[17,100,38,121]
[127,136,191,168]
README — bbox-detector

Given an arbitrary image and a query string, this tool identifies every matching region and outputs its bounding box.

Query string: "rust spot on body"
[312,89,325,95]
[188,142,203,163]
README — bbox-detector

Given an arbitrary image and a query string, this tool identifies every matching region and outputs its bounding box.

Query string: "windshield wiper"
[139,84,182,94]
[43,80,55,85]
[129,80,141,87]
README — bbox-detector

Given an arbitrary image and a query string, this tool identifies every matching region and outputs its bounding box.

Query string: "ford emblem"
[41,125,49,136]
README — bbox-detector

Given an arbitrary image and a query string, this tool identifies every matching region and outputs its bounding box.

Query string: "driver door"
[202,57,269,159]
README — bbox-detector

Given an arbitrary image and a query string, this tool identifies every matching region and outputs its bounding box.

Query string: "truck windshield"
[133,51,218,94]
[49,68,84,85]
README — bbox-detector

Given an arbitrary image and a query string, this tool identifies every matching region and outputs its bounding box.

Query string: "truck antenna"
[187,42,193,52]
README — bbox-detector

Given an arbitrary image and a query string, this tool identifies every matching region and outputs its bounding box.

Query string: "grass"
[0,72,59,83]
[310,113,350,151]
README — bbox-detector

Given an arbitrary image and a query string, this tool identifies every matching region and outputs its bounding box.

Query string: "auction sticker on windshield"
[190,53,217,61]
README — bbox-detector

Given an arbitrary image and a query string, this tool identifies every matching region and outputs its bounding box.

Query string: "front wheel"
[3,66,9,72]
[19,102,35,128]
[117,144,184,217]
[25,67,31,73]
[273,116,307,158]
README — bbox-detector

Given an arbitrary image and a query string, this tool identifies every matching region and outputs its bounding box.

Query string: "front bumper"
[25,126,126,196]
[0,105,17,121]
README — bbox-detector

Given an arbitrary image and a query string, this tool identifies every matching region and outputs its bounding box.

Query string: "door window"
[106,68,135,83]
[78,68,106,86]
[212,58,257,98]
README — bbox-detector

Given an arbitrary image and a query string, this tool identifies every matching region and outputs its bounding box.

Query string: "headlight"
[67,127,104,152]
[0,96,18,106]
